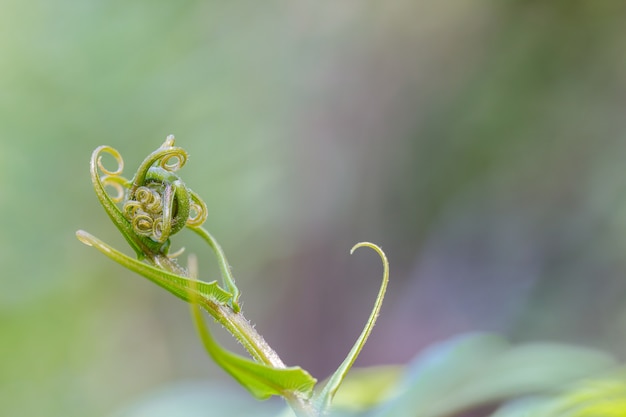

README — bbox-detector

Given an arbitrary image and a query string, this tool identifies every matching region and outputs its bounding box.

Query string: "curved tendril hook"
[313,242,390,413]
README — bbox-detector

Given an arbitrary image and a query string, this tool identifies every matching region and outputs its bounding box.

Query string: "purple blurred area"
[2,1,626,416]
[257,1,626,377]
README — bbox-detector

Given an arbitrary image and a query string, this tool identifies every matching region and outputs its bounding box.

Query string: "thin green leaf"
[187,278,316,400]
[313,242,390,413]
[75,230,232,305]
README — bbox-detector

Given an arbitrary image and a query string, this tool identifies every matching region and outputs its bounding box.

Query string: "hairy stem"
[152,253,318,417]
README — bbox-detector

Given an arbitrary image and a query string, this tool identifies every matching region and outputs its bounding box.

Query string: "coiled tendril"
[86,135,240,311]
[91,135,208,247]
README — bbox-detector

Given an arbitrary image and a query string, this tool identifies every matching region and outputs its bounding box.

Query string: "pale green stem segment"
[189,225,241,312]
[313,242,390,414]
[187,256,317,401]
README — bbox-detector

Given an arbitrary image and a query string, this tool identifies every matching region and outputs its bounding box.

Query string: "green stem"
[153,254,318,417]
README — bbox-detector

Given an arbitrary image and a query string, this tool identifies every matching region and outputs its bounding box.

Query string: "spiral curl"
[96,146,124,176]
[86,135,240,311]
[92,146,131,205]
[101,176,127,203]
[91,136,208,247]
[187,192,208,227]
[126,137,206,244]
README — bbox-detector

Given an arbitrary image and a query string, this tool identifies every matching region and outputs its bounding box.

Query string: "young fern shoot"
[77,136,389,417]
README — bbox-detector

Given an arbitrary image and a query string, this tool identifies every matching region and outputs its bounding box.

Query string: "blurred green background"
[2,1,626,416]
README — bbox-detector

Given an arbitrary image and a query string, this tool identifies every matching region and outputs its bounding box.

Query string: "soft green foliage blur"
[2,1,626,416]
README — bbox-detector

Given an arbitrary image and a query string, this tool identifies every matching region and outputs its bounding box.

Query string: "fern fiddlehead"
[78,136,388,417]
[85,135,239,310]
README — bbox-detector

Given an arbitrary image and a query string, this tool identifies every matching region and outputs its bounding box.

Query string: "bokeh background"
[2,1,626,416]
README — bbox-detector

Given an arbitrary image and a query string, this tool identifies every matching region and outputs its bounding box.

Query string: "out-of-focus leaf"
[277,405,362,417]
[488,398,553,417]
[329,365,403,412]
[372,333,509,416]
[491,377,626,417]
[108,380,282,417]
[373,333,616,417]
